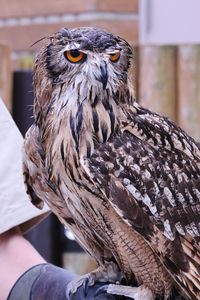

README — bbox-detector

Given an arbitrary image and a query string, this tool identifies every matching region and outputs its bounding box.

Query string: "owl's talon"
[66,273,95,297]
[107,283,154,300]
[66,262,123,299]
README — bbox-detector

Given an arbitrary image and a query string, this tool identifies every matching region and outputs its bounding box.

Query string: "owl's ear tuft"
[59,28,70,38]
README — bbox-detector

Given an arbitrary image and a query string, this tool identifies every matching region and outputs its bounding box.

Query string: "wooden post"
[139,46,177,121]
[132,46,139,99]
[177,46,200,141]
[0,44,12,111]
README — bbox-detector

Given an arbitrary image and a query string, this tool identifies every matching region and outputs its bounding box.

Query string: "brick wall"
[0,0,138,52]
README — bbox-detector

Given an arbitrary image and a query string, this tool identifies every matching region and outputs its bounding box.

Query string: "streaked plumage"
[23,27,200,299]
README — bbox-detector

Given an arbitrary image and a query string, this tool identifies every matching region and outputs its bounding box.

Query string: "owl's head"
[33,27,134,119]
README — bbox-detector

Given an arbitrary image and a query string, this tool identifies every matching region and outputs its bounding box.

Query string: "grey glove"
[7,263,126,300]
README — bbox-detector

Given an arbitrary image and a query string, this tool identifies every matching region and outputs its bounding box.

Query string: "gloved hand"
[7,263,127,300]
[68,281,126,300]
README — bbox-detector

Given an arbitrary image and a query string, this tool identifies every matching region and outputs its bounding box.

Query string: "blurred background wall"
[0,0,138,107]
[0,0,200,272]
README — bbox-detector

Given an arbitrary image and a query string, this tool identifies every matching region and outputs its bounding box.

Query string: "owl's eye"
[109,52,120,62]
[64,49,86,63]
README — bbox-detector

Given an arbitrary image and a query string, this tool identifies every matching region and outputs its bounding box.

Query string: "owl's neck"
[39,83,134,159]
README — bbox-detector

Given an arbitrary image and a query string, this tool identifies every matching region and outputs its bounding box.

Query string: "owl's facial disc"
[61,46,122,90]
[44,27,132,94]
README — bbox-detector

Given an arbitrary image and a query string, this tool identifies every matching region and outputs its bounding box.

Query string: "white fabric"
[0,98,50,234]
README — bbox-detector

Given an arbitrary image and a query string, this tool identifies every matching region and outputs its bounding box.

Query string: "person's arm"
[0,226,45,300]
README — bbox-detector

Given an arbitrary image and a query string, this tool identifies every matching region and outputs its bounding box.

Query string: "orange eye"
[109,52,120,62]
[64,49,86,63]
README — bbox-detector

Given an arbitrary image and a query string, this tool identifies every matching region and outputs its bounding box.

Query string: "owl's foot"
[107,284,154,300]
[66,261,124,298]
[66,272,95,297]
[94,261,124,283]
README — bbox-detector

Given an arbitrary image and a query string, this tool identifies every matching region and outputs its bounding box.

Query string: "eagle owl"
[23,27,200,300]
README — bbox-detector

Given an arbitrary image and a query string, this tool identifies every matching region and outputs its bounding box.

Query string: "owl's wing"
[23,125,46,209]
[23,125,71,216]
[23,125,76,218]
[81,107,200,297]
[23,125,108,262]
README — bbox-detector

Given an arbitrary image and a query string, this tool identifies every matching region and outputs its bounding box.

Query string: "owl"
[23,27,200,300]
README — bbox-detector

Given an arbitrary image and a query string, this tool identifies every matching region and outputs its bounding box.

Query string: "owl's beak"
[96,62,108,90]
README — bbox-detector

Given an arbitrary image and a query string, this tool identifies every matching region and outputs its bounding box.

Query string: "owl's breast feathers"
[24,100,200,299]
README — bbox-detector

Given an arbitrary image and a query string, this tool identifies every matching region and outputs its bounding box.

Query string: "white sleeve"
[0,98,50,234]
